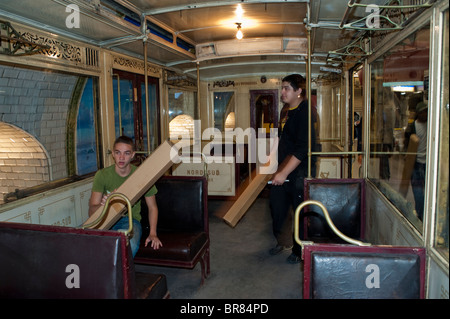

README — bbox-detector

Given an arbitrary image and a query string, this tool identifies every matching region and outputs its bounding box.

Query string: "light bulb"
[236,29,243,40]
[236,22,243,40]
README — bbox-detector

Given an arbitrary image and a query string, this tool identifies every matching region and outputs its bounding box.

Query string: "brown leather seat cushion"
[136,231,208,262]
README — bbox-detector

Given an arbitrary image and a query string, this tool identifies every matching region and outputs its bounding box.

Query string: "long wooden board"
[223,173,272,227]
[83,140,174,230]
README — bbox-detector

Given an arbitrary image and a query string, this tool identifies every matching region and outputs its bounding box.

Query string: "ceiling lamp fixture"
[235,4,244,40]
[236,22,243,40]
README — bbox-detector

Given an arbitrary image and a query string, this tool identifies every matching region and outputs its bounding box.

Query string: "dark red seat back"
[303,244,426,299]
[304,178,365,240]
[0,222,135,299]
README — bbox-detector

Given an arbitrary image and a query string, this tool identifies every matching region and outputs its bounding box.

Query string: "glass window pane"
[369,23,430,232]
[76,78,98,175]
[168,88,198,139]
[435,9,449,260]
[141,81,159,152]
[214,91,235,132]
[113,78,135,139]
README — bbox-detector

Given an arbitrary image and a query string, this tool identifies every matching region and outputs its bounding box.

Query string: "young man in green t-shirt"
[88,136,162,257]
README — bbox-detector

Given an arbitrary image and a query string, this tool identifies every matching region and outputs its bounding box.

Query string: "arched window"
[0,122,50,204]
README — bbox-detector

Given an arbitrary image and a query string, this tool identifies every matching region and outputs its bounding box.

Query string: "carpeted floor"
[134,197,303,299]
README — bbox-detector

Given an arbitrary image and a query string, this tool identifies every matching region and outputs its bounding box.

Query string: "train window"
[434,9,449,260]
[168,88,198,140]
[75,77,99,175]
[140,81,160,153]
[0,64,100,204]
[113,75,135,138]
[213,91,235,132]
[112,70,160,156]
[332,86,344,148]
[369,23,430,232]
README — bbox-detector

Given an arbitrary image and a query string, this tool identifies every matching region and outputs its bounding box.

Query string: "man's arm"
[144,195,162,249]
[88,191,106,216]
[270,155,301,185]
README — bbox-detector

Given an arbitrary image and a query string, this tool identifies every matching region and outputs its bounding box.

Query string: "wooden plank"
[83,141,174,230]
[223,173,272,227]
[399,134,419,197]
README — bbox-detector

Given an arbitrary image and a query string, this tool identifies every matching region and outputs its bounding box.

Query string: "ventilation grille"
[85,48,99,67]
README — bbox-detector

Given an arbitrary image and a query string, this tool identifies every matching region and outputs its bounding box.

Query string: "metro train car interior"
[0,0,448,300]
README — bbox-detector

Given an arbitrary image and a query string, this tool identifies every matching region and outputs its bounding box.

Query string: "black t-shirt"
[278,100,316,180]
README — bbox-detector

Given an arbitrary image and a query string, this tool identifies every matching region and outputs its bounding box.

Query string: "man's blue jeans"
[111,216,142,257]
[411,161,426,221]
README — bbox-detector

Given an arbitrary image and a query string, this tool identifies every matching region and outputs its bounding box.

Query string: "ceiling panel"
[0,0,399,80]
[0,0,139,43]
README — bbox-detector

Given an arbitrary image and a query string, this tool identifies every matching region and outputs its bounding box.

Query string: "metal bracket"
[342,0,433,31]
[0,20,50,56]
[327,36,371,65]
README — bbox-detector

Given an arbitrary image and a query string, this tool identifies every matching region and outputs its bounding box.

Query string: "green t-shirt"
[91,165,157,222]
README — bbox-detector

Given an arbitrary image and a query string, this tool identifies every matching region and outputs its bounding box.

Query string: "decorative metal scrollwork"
[0,20,50,56]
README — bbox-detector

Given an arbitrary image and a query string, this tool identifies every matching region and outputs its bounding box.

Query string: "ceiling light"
[236,23,243,40]
[235,4,244,22]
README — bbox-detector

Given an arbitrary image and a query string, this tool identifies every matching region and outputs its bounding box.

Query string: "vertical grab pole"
[142,16,151,154]
[112,74,122,136]
[306,4,312,178]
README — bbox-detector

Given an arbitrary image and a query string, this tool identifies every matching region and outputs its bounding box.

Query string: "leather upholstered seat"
[303,178,365,242]
[0,222,169,299]
[135,176,210,285]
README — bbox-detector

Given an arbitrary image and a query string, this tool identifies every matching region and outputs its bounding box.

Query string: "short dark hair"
[282,74,306,98]
[113,135,135,151]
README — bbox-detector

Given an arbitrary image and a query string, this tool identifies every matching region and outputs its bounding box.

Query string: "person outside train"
[269,74,317,264]
[404,101,428,221]
[88,135,162,257]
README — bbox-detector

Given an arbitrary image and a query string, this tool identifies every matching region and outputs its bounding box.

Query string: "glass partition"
[213,91,235,132]
[369,23,430,232]
[168,88,198,140]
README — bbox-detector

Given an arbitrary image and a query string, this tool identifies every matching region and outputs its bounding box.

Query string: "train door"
[112,70,160,163]
[250,90,279,136]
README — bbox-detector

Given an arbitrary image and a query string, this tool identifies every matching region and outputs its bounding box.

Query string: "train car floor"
[134,197,303,299]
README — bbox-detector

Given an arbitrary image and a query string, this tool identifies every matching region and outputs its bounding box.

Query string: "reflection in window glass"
[76,78,98,175]
[141,82,159,152]
[369,23,430,232]
[168,88,197,139]
[332,86,343,147]
[113,78,135,139]
[435,9,449,260]
[214,92,235,131]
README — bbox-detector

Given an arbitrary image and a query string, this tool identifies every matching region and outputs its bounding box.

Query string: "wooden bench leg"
[199,248,210,286]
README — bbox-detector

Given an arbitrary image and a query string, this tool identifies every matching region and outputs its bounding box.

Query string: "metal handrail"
[294,200,371,248]
[82,193,134,238]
